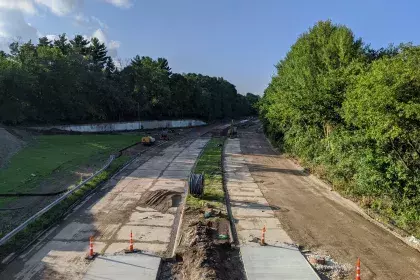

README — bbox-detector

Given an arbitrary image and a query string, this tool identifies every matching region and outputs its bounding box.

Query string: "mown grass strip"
[0,134,142,200]
[187,137,225,210]
[0,155,129,264]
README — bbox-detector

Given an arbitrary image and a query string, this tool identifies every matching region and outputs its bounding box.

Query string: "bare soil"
[239,122,420,280]
[164,210,245,280]
[139,189,183,213]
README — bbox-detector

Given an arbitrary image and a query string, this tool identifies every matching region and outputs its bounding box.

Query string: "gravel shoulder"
[239,122,420,280]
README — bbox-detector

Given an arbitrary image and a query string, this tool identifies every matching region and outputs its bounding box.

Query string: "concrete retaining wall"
[29,119,206,133]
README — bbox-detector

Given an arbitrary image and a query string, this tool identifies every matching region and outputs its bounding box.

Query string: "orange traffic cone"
[85,236,96,260]
[355,257,361,280]
[260,225,266,245]
[89,236,94,256]
[125,230,137,253]
[129,230,134,252]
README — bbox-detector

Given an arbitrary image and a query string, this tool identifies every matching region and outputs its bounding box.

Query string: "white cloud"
[103,0,132,8]
[90,29,120,58]
[35,0,83,16]
[108,40,120,57]
[46,34,59,41]
[91,16,107,29]
[74,13,89,25]
[108,40,120,49]
[0,0,37,14]
[92,28,107,44]
[74,13,108,31]
[0,0,122,55]
[0,9,38,51]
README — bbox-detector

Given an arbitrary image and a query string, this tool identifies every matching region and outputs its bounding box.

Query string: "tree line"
[259,21,420,236]
[0,34,259,125]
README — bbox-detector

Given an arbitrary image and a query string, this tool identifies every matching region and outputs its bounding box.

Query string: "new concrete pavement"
[1,137,209,280]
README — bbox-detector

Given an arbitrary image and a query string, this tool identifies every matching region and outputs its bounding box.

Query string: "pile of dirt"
[171,220,245,280]
[138,189,182,213]
[0,127,25,169]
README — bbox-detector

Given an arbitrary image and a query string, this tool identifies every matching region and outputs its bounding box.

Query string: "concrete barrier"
[29,119,207,133]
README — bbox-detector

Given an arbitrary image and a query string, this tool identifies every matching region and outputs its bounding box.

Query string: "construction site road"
[238,121,420,280]
[0,126,215,280]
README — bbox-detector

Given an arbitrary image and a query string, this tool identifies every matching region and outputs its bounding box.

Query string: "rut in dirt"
[139,189,183,213]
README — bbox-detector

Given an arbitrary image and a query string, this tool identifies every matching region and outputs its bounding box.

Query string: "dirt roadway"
[239,122,420,280]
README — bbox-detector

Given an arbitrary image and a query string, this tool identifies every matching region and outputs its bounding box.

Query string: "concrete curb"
[221,137,239,246]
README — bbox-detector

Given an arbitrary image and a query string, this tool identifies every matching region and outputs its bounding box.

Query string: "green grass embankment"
[0,134,142,206]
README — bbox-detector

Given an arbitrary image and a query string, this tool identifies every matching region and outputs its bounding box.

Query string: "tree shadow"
[245,163,308,176]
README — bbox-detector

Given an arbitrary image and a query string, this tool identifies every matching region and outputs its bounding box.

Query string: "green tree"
[38,37,52,47]
[70,35,90,56]
[89,37,108,69]
[53,33,71,55]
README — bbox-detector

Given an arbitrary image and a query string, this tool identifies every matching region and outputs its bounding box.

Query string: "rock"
[309,256,326,265]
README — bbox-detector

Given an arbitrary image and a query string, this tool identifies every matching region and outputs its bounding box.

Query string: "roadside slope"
[0,127,24,169]
[238,123,420,280]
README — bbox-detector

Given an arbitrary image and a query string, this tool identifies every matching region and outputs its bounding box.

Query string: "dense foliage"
[260,21,420,236]
[0,34,259,125]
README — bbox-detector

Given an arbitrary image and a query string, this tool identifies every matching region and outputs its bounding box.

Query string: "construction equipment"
[141,136,155,146]
[228,120,237,138]
[160,130,169,141]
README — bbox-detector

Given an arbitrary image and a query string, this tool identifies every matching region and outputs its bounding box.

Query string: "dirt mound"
[139,190,182,212]
[171,220,244,280]
[0,127,25,168]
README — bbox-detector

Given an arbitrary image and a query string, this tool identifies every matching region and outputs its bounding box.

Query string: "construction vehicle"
[228,120,237,138]
[160,130,169,141]
[141,136,155,146]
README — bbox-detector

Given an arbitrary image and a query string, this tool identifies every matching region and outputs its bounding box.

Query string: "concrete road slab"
[54,223,120,241]
[105,242,168,254]
[161,170,190,179]
[128,169,161,179]
[127,212,174,226]
[166,163,194,171]
[231,206,274,218]
[230,196,269,205]
[236,218,282,230]
[135,206,158,212]
[228,188,264,197]
[86,193,117,214]
[241,246,320,280]
[227,182,260,189]
[117,225,171,243]
[14,241,107,280]
[237,228,292,246]
[83,254,161,280]
[172,158,195,163]
[152,179,185,189]
[120,178,155,192]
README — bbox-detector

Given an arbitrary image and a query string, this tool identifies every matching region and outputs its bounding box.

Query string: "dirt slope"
[0,127,24,169]
[239,123,420,280]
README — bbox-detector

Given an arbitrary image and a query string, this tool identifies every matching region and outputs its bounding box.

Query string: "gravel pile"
[304,252,352,279]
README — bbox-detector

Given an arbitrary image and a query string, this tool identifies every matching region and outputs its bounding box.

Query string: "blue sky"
[0,0,419,94]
